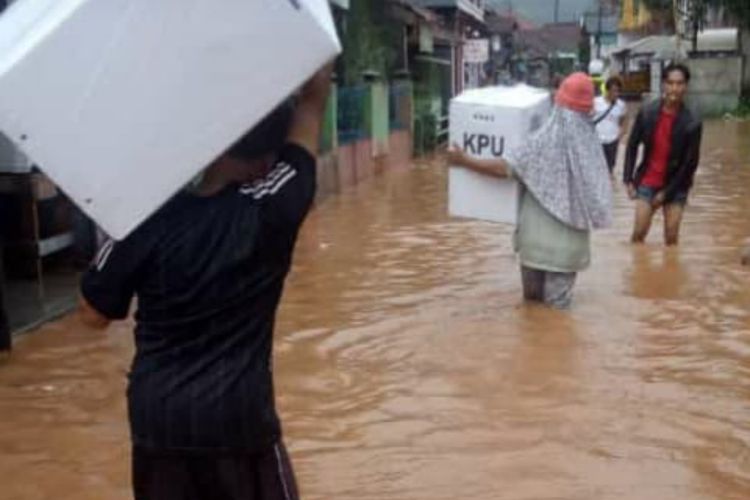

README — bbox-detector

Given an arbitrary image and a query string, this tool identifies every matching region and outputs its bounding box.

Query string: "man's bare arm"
[446,144,510,178]
[286,62,335,156]
[78,296,111,330]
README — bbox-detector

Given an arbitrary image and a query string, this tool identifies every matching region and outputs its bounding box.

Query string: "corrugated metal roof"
[485,13,517,33]
[390,0,439,22]
[518,22,583,58]
[411,0,485,22]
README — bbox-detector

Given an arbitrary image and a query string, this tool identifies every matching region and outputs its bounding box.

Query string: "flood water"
[1,119,749,500]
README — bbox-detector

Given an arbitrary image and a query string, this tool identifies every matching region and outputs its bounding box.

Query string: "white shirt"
[593,96,626,144]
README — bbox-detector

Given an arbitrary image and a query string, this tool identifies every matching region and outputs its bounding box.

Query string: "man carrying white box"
[0,0,340,497]
[79,64,333,500]
[448,73,613,308]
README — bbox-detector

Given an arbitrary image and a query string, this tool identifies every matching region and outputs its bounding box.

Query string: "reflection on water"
[628,248,690,300]
[1,121,750,500]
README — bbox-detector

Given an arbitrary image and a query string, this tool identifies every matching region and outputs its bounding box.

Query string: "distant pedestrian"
[593,76,627,175]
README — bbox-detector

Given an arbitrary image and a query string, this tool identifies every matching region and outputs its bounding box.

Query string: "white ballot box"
[448,85,551,224]
[0,0,340,239]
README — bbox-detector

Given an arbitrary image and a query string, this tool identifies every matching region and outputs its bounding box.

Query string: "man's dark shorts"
[602,141,619,173]
[133,441,299,500]
[636,185,688,205]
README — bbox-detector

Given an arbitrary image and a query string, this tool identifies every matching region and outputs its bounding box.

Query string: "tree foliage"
[708,0,750,29]
[640,0,750,29]
[639,0,672,12]
[338,0,399,86]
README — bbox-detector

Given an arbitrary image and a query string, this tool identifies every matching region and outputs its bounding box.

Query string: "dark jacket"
[623,99,703,201]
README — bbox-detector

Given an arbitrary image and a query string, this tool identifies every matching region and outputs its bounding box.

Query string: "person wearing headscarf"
[448,72,613,309]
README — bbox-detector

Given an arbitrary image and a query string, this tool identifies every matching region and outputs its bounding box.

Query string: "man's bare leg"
[741,244,750,266]
[631,199,655,243]
[663,203,685,246]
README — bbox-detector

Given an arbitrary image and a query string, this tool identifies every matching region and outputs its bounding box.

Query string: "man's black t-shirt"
[81,144,316,453]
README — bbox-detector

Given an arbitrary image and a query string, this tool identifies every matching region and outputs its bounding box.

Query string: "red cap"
[555,72,595,113]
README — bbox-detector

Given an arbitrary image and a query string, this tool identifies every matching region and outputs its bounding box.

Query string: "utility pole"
[554,0,560,23]
[691,0,705,54]
[674,0,683,56]
[596,1,604,59]
[672,0,702,57]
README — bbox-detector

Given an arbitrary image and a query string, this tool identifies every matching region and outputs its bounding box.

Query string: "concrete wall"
[315,152,340,201]
[315,129,413,203]
[387,130,413,170]
[686,56,743,116]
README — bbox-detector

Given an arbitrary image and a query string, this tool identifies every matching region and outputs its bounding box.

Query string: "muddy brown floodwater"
[1,119,750,500]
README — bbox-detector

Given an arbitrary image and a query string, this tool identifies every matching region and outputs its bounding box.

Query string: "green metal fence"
[389,81,413,131]
[336,80,414,153]
[337,85,369,145]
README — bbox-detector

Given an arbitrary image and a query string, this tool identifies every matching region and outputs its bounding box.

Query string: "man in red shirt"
[624,63,703,245]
